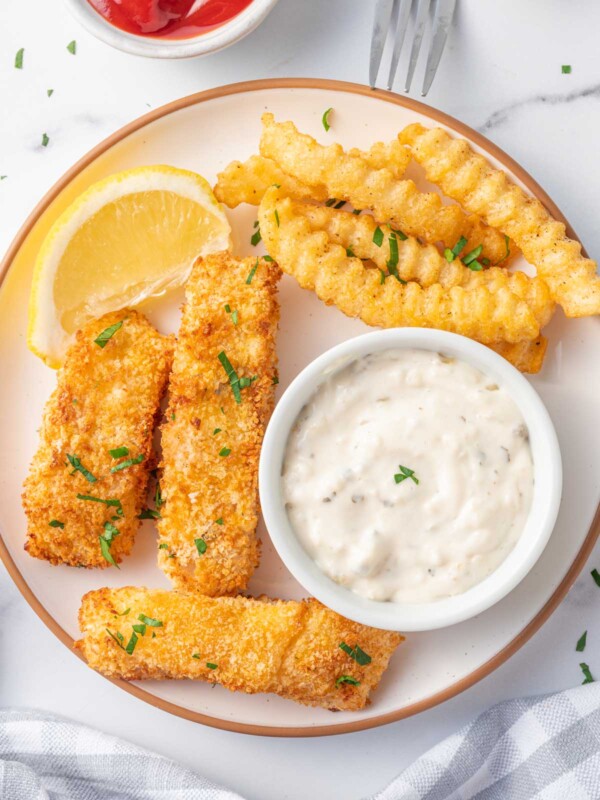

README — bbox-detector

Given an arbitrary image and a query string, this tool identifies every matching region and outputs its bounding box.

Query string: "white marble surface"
[1,1,600,797]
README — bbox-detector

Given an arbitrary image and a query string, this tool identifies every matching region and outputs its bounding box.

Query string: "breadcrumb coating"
[157,252,280,596]
[76,587,403,711]
[23,311,174,567]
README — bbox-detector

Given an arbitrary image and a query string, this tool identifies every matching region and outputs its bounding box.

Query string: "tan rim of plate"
[1,78,599,738]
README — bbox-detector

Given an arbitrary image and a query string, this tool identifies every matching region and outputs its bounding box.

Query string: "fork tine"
[386,0,414,91]
[370,0,397,88]
[405,0,431,92]
[421,0,456,96]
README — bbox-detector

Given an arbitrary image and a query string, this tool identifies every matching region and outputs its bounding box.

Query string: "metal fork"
[370,0,457,96]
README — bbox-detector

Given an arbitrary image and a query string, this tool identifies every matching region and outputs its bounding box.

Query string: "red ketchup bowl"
[64,0,280,58]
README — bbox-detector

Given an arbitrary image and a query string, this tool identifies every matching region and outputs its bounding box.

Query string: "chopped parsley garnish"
[116,608,130,616]
[263,254,274,262]
[496,234,511,265]
[325,198,337,207]
[41,133,49,147]
[322,107,333,132]
[462,244,483,267]
[580,662,594,684]
[138,508,161,520]
[215,517,224,525]
[339,642,371,665]
[138,614,163,627]
[272,374,279,385]
[192,653,201,659]
[47,89,54,97]
[394,465,419,485]
[206,662,218,670]
[387,231,399,272]
[99,521,120,567]
[125,631,138,655]
[379,269,387,284]
[336,675,360,687]
[218,351,255,403]
[109,446,129,458]
[333,200,346,209]
[110,454,144,473]
[591,568,600,587]
[445,236,467,262]
[219,447,231,457]
[274,209,280,227]
[391,225,408,241]
[15,48,24,69]
[77,494,123,516]
[106,628,125,648]
[213,428,222,435]
[195,537,207,555]
[67,40,77,55]
[346,247,356,258]
[245,258,259,285]
[67,454,97,483]
[158,543,169,549]
[562,64,572,74]
[251,224,262,246]
[49,519,64,529]
[352,209,362,215]
[231,309,239,326]
[238,376,257,389]
[94,320,123,348]
[373,226,384,247]
[576,631,587,652]
[132,623,146,635]
[154,482,163,509]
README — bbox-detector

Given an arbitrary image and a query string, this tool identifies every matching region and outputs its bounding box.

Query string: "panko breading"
[158,252,280,596]
[259,188,538,345]
[259,113,511,264]
[75,587,403,711]
[214,139,410,209]
[23,311,174,568]
[400,123,600,317]
[292,201,554,329]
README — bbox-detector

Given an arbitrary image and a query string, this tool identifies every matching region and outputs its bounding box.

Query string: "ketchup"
[87,0,255,40]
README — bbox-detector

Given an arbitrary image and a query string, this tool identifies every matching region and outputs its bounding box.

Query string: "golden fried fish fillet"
[158,252,280,596]
[23,311,174,568]
[75,587,403,711]
[400,123,600,317]
[259,113,511,264]
[293,202,554,329]
[214,139,410,209]
[259,188,538,345]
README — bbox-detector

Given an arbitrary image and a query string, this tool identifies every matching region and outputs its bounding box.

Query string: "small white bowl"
[259,329,562,632]
[63,0,279,59]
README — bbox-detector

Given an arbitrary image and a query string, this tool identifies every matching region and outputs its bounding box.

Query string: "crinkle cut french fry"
[400,123,600,317]
[295,203,554,328]
[259,188,539,344]
[489,337,548,374]
[259,113,511,264]
[22,311,174,568]
[75,587,403,711]
[157,252,280,597]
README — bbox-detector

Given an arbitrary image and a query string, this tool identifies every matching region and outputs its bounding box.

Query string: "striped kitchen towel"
[2,684,600,799]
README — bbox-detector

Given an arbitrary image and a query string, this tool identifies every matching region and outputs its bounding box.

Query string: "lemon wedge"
[28,165,232,367]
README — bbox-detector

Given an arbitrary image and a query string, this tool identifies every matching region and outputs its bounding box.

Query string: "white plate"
[1,79,599,736]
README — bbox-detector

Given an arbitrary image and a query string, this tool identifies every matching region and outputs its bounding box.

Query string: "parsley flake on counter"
[94,319,123,347]
[373,226,384,247]
[47,89,54,97]
[195,537,207,555]
[67,40,77,55]
[15,48,24,69]
[206,662,218,670]
[41,133,49,147]
[322,107,333,132]
[67,454,97,483]
[562,64,572,74]
[245,258,259,285]
[339,642,371,665]
[109,446,129,458]
[580,662,594,684]
[138,614,163,627]
[394,465,419,485]
[576,631,587,652]
[591,568,600,587]
[251,225,262,246]
[49,519,64,529]
[110,454,144,473]
[336,675,360,687]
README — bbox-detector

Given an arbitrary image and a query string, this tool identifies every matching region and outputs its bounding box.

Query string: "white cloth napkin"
[2,684,600,799]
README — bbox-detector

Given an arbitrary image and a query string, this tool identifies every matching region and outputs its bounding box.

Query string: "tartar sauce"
[282,349,534,604]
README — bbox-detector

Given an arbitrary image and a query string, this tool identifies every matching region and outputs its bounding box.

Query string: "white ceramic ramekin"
[259,329,562,632]
[63,0,279,59]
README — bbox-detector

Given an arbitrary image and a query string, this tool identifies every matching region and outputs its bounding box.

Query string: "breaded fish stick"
[23,311,174,568]
[76,587,403,711]
[259,113,511,264]
[259,188,538,344]
[400,123,600,317]
[158,252,280,596]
